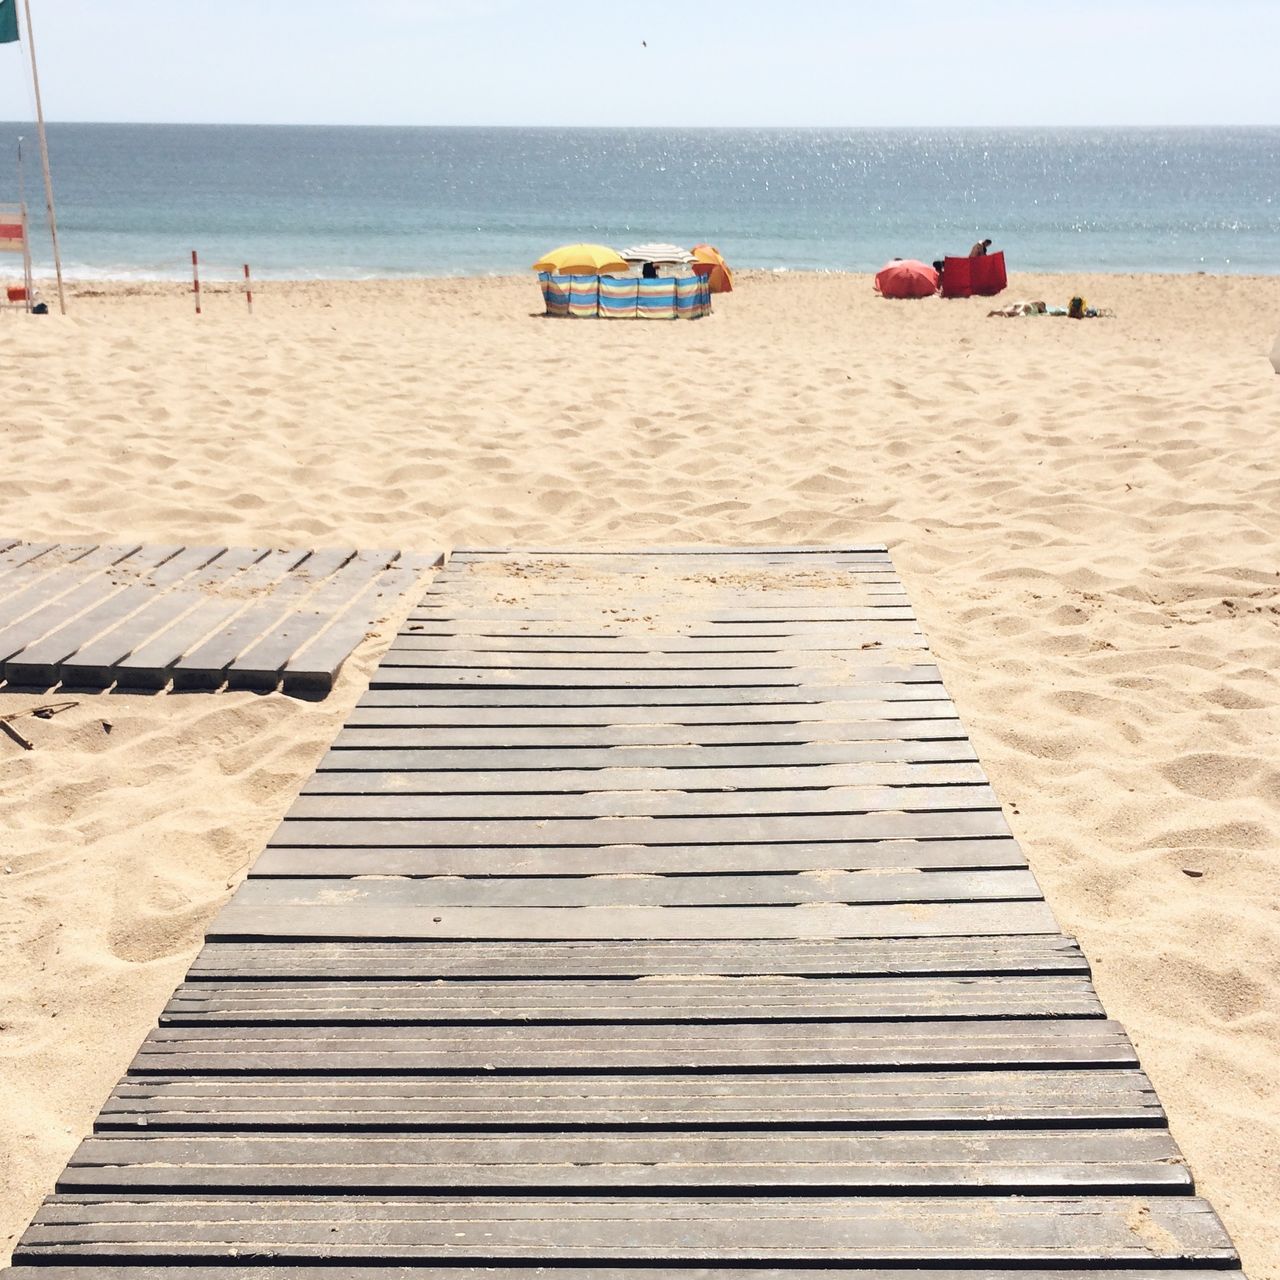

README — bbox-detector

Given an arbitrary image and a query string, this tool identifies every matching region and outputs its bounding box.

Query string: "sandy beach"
[1,270,1278,1274]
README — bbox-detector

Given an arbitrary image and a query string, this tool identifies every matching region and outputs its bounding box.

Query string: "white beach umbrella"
[620,242,694,264]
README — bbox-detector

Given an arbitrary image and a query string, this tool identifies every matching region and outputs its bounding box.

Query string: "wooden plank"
[97,1067,1160,1131]
[161,974,1097,1025]
[273,809,1016,850]
[16,1194,1234,1263]
[422,580,913,598]
[387,633,929,654]
[398,621,925,643]
[221,869,1043,913]
[333,719,967,749]
[348,695,960,717]
[0,1271,1242,1280]
[283,564,426,696]
[283,784,1002,821]
[226,549,396,691]
[321,739,980,771]
[131,1018,1135,1074]
[360,686,953,710]
[447,544,889,556]
[186,936,1088,980]
[374,659,939,684]
[58,546,263,687]
[171,547,358,691]
[251,836,1028,878]
[208,900,1060,941]
[59,1128,1186,1193]
[4,544,208,686]
[303,760,989,795]
[406,606,919,624]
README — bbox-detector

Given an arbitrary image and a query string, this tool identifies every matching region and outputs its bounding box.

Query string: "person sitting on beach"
[641,261,659,279]
[969,238,993,258]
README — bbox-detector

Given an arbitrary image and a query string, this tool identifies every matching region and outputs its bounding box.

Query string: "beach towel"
[988,299,1047,317]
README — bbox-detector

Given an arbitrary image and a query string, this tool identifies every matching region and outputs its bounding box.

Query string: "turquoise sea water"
[2,124,1277,279]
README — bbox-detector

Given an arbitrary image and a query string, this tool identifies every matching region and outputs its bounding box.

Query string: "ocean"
[2,124,1277,280]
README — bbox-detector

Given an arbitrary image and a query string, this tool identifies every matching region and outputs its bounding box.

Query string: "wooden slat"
[210,899,1059,941]
[161,975,1096,1025]
[447,544,889,556]
[251,837,1028,878]
[60,1128,1186,1193]
[334,717,966,747]
[388,633,929,654]
[303,760,988,794]
[187,935,1088,980]
[407,606,919,624]
[359,687,953,711]
[97,1067,1161,1131]
[222,870,1042,912]
[347,696,960,719]
[0,1272,1242,1280]
[399,621,925,643]
[321,739,980,770]
[130,1018,1133,1073]
[284,784,1001,821]
[16,1195,1234,1263]
[272,809,1016,850]
[370,662,939,687]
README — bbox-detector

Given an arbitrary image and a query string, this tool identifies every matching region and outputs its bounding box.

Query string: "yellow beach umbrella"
[691,243,734,294]
[532,242,629,275]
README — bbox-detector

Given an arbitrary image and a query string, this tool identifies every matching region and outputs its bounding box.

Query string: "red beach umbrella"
[874,259,939,299]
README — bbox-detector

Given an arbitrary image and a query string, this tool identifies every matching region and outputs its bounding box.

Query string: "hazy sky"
[0,0,1276,128]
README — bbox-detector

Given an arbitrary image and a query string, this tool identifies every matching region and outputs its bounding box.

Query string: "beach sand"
[1,271,1278,1274]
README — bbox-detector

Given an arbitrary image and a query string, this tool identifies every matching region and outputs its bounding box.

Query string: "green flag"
[0,0,19,44]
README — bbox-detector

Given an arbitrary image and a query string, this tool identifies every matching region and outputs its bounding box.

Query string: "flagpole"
[21,0,65,314]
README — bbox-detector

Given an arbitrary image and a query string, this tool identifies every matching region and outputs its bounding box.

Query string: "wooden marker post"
[191,250,201,315]
[243,262,253,314]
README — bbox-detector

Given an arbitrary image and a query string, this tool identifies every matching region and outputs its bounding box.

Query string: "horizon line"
[6,119,1280,131]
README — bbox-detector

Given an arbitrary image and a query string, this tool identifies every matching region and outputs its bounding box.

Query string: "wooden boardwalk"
[3,546,1243,1277]
[0,537,439,695]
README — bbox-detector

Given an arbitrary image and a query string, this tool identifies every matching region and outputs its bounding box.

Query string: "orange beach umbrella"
[690,243,733,293]
[874,259,939,299]
[532,243,629,275]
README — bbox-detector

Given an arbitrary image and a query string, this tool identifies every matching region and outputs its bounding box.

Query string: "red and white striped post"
[191,249,202,316]
[243,263,253,314]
